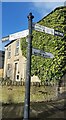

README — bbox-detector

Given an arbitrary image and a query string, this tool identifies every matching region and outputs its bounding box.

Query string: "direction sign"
[9,29,29,41]
[32,48,54,58]
[54,30,64,37]
[32,23,64,37]
[2,36,9,42]
[45,27,54,35]
[32,23,45,33]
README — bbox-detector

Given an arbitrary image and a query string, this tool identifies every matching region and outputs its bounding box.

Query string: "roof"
[5,40,16,47]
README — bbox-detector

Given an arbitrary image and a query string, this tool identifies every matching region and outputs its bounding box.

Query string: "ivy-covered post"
[23,13,34,120]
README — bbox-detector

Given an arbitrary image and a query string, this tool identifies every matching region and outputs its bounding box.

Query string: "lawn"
[1,85,56,103]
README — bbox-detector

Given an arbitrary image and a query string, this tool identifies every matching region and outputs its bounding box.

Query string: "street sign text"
[32,48,54,58]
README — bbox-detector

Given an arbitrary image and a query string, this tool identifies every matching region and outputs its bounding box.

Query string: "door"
[14,63,19,81]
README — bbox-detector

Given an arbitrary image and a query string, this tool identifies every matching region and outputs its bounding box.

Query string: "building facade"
[2,26,42,83]
[4,39,26,81]
[3,37,40,83]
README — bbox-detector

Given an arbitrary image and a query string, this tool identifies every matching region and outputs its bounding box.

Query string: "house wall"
[4,38,41,83]
[4,39,26,81]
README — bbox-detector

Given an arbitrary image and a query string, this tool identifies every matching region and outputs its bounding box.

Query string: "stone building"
[3,32,40,83]
[4,39,26,81]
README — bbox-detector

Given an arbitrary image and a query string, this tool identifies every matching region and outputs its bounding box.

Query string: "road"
[1,98,66,120]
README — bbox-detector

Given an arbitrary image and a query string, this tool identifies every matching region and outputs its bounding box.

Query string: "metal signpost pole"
[23,13,34,120]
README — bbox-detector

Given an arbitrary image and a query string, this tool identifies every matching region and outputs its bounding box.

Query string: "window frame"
[15,40,19,56]
[7,45,11,59]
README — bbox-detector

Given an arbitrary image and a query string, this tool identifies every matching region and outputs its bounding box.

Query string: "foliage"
[20,6,66,83]
[20,37,27,57]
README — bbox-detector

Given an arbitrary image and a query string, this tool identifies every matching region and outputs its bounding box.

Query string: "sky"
[0,1,65,50]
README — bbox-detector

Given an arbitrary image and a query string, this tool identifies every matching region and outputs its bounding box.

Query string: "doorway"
[14,62,19,81]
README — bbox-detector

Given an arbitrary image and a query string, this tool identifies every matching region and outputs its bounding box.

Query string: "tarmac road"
[1,98,66,120]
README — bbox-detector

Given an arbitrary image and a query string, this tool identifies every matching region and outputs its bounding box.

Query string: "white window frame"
[15,40,19,55]
[14,61,20,81]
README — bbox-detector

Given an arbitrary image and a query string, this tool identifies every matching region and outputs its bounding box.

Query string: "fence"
[0,80,57,87]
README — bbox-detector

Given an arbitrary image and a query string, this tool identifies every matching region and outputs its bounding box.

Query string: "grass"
[1,85,56,103]
[1,86,25,103]
[30,86,56,102]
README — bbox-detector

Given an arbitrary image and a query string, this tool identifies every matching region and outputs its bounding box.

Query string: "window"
[8,46,11,58]
[7,64,11,77]
[15,41,19,55]
[7,64,11,70]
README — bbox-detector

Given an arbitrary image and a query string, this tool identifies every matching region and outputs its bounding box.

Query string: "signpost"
[23,13,64,120]
[9,29,29,41]
[32,23,64,37]
[2,21,63,42]
[32,48,54,58]
[23,13,34,120]
[2,12,64,120]
[2,36,9,42]
[54,30,64,37]
[32,23,46,33]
